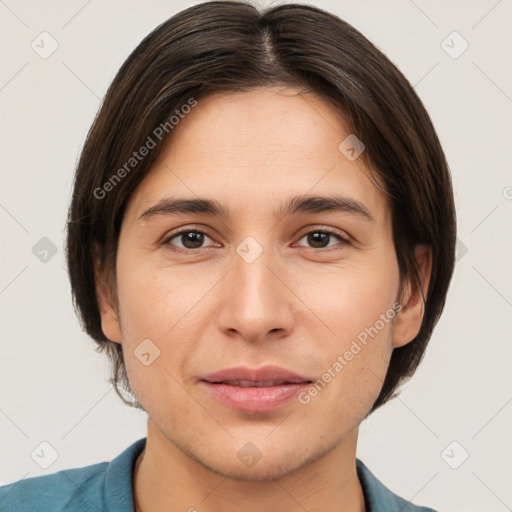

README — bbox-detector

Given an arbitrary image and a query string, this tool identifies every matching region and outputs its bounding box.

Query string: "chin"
[194,437,329,482]
[209,453,310,482]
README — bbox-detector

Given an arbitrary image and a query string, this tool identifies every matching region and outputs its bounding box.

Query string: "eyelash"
[161,226,350,253]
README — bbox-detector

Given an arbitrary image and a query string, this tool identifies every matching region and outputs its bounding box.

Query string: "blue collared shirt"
[0,437,438,511]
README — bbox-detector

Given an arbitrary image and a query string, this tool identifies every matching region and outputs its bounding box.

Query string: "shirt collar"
[104,438,422,512]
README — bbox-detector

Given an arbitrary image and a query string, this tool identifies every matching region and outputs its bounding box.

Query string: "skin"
[95,87,432,512]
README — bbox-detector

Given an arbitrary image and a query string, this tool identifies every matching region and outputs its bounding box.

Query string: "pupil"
[183,231,203,249]
[308,232,328,248]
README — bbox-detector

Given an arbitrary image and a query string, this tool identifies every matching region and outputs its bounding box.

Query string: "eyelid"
[295,223,350,239]
[161,224,352,252]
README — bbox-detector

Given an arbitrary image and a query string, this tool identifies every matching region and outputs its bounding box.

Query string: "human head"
[66,0,455,430]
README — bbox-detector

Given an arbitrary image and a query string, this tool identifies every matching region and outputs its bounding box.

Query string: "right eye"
[162,228,218,252]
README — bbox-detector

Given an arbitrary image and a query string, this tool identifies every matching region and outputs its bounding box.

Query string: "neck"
[133,419,366,512]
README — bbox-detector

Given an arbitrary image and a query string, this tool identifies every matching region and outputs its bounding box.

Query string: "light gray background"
[1,1,511,510]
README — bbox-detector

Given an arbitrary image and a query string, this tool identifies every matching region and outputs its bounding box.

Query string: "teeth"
[223,380,289,387]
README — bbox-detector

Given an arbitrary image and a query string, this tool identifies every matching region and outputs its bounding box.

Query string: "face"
[97,87,427,480]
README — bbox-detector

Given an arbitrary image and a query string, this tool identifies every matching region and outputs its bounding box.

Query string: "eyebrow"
[138,194,374,222]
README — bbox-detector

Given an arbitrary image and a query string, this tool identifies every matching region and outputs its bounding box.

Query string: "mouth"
[199,365,313,412]
[204,379,311,387]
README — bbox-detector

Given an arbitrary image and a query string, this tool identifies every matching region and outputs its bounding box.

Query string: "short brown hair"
[65,0,456,414]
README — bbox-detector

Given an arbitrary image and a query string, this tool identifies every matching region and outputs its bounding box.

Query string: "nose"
[216,242,295,343]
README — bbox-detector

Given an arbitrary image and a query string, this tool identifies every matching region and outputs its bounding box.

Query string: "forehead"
[123,87,390,225]
[163,87,349,163]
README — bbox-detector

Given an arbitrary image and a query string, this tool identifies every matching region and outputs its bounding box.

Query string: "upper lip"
[200,365,313,384]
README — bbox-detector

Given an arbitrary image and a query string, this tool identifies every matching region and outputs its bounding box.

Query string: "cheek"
[300,319,394,429]
[115,257,209,339]
[305,257,399,341]
[114,261,216,396]
[299,257,399,402]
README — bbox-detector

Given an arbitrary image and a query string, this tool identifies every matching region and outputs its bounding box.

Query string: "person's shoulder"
[0,461,109,511]
[356,459,439,512]
[0,437,146,512]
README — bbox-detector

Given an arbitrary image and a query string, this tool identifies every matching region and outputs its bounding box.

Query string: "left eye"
[295,230,348,249]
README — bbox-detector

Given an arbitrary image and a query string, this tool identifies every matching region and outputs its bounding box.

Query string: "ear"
[93,243,123,344]
[392,244,432,349]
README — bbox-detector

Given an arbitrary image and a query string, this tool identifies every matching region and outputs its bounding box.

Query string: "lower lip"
[200,381,310,412]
